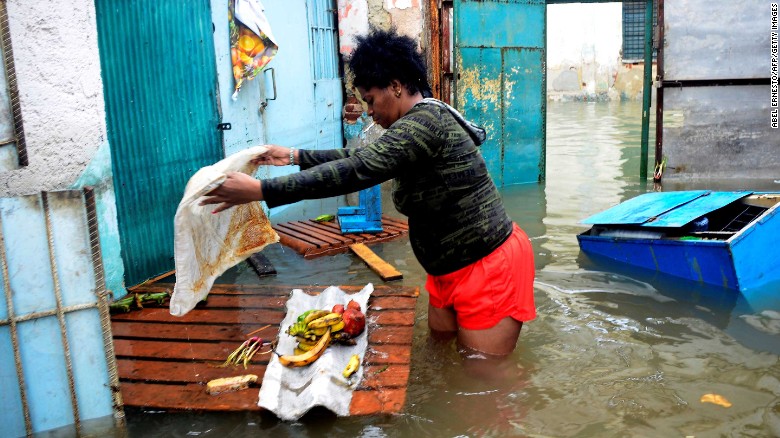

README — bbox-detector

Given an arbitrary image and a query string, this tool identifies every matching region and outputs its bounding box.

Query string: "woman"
[201,28,535,356]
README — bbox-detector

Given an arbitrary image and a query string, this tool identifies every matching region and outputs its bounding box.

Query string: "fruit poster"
[229,0,278,99]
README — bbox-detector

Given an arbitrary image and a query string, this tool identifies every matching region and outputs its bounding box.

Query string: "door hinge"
[217,123,232,131]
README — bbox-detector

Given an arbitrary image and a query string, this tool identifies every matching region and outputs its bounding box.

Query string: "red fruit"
[346,299,361,311]
[341,308,365,337]
[332,304,345,314]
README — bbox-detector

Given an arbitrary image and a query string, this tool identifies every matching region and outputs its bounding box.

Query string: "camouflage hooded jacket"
[261,100,513,275]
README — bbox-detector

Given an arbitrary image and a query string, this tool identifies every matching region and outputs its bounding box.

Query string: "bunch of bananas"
[286,310,354,354]
[278,308,356,367]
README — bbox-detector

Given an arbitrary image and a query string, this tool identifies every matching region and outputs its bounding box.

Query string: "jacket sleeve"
[261,106,444,208]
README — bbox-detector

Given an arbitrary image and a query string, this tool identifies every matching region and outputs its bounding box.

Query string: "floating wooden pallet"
[111,283,419,416]
[273,215,409,259]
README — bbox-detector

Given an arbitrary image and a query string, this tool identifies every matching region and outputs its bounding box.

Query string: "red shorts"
[425,223,536,330]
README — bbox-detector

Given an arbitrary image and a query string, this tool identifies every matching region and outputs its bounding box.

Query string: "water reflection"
[117,101,780,438]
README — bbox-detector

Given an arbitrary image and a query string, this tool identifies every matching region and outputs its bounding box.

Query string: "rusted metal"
[655,0,664,181]
[273,216,408,259]
[428,0,441,100]
[84,187,126,424]
[0,0,28,167]
[41,192,82,434]
[111,283,419,414]
[0,212,32,436]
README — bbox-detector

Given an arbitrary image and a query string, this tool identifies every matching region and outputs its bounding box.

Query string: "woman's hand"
[251,144,297,166]
[199,171,263,214]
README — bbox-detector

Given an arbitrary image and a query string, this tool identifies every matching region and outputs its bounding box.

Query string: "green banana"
[286,321,308,337]
[307,312,343,329]
[297,309,316,323]
[314,214,335,222]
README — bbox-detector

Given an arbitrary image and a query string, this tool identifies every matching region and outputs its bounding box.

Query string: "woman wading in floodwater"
[201,27,536,357]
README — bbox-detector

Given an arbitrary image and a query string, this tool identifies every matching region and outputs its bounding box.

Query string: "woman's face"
[356,83,402,129]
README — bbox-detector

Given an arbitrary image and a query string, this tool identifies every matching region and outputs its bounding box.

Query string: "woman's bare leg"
[427,303,457,340]
[457,317,523,357]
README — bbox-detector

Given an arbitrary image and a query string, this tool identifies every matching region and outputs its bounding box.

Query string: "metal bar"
[654,0,664,181]
[0,0,27,167]
[661,78,771,88]
[83,187,125,424]
[640,0,653,180]
[0,302,98,326]
[41,192,82,434]
[0,212,32,436]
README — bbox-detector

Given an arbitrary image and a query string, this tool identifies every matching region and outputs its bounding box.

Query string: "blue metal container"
[577,191,780,291]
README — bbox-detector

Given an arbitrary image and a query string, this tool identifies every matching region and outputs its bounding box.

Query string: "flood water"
[119,101,780,437]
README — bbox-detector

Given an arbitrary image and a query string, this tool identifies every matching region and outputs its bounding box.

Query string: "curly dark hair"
[348,27,432,97]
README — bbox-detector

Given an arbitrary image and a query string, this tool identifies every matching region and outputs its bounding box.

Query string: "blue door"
[259,0,344,218]
[454,0,546,186]
[96,0,223,286]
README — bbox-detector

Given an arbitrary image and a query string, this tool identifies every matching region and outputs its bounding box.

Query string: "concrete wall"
[0,0,106,196]
[0,1,125,297]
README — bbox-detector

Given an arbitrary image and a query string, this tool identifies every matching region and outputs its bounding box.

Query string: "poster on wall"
[230,0,278,99]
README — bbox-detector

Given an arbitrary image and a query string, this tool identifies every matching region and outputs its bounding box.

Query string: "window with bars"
[622,0,657,63]
[307,0,339,81]
[0,0,27,171]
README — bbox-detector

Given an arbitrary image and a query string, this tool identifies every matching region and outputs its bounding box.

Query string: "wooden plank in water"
[273,216,409,259]
[111,284,419,415]
[349,243,403,281]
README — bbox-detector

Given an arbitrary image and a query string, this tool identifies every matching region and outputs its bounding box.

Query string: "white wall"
[0,0,106,196]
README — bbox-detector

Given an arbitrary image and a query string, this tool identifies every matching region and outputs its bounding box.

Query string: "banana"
[296,309,316,323]
[303,310,330,326]
[294,347,307,356]
[305,326,328,337]
[342,354,360,378]
[278,327,332,367]
[307,312,343,329]
[295,336,319,346]
[330,319,345,333]
[296,341,315,352]
[332,331,352,340]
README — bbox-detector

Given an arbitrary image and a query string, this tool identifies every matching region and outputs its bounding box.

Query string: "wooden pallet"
[111,283,419,415]
[273,215,409,259]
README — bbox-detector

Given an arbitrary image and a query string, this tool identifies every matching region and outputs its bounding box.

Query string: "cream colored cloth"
[169,145,279,317]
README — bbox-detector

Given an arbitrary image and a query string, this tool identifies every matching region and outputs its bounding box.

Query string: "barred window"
[622,0,657,63]
[307,0,339,80]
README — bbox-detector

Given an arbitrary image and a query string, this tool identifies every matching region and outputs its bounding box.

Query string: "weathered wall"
[337,0,425,149]
[662,0,779,180]
[0,0,106,196]
[0,1,125,296]
[547,3,654,101]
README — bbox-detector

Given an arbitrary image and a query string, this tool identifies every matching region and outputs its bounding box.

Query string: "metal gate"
[454,0,546,186]
[95,0,223,286]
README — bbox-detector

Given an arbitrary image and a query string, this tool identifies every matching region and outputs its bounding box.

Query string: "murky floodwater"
[116,101,780,437]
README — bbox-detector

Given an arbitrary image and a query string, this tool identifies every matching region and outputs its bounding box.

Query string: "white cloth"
[169,145,279,317]
[258,284,373,420]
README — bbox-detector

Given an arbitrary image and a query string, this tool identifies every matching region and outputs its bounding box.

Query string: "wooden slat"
[273,217,408,259]
[349,243,403,281]
[112,284,419,416]
[129,283,419,298]
[117,359,267,384]
[121,381,262,411]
